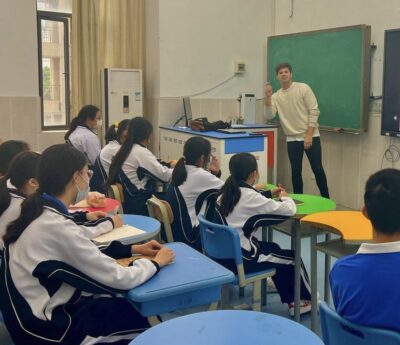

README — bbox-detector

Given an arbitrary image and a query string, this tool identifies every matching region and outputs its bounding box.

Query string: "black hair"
[106,117,153,186]
[104,119,130,144]
[275,62,292,74]
[0,151,41,217]
[0,140,30,176]
[364,168,400,234]
[3,144,87,245]
[171,136,211,187]
[64,105,100,140]
[218,152,258,217]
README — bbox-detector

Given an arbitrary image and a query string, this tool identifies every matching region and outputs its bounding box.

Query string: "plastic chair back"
[319,302,400,345]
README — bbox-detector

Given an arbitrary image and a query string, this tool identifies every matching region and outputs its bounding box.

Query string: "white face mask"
[97,119,103,127]
[75,174,90,204]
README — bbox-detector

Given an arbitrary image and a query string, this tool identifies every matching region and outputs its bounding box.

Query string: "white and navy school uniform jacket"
[220,183,296,255]
[178,165,224,229]
[68,125,101,166]
[100,140,121,176]
[0,195,159,344]
[0,186,25,251]
[118,144,172,215]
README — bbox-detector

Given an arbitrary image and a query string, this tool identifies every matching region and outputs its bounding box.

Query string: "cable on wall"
[381,137,400,168]
[289,0,294,18]
[183,75,236,98]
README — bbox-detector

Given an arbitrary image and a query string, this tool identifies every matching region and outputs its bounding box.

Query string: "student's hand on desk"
[132,240,163,256]
[271,184,285,198]
[208,155,220,175]
[86,192,106,207]
[86,211,108,221]
[168,160,178,168]
[304,135,313,150]
[279,190,289,198]
[112,214,124,228]
[153,247,175,267]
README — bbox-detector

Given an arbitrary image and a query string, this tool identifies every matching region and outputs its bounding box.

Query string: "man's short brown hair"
[275,62,292,74]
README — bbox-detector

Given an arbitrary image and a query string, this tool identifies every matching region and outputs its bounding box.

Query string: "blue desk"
[119,215,160,244]
[127,243,235,317]
[159,125,278,182]
[131,310,324,345]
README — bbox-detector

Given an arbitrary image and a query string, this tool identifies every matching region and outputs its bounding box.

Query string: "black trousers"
[243,242,311,304]
[287,137,329,198]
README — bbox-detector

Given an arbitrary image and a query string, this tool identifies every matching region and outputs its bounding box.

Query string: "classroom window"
[37,0,71,130]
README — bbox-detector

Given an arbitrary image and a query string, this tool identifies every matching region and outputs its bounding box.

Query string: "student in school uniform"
[0,151,40,252]
[100,119,130,175]
[330,168,400,332]
[0,140,30,177]
[217,152,312,316]
[64,105,102,167]
[0,144,175,345]
[106,117,173,216]
[168,136,224,250]
[0,151,124,251]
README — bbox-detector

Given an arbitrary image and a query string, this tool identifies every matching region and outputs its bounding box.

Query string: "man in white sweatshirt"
[264,62,329,198]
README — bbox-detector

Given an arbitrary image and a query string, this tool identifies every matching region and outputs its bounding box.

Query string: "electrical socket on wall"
[234,61,245,74]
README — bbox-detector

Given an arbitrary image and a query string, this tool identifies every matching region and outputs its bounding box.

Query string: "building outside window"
[37,0,71,129]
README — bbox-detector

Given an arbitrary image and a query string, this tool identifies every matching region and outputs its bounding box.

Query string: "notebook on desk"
[93,225,145,244]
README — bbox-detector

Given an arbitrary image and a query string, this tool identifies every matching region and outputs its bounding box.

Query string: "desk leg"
[148,316,161,327]
[208,301,219,311]
[261,226,268,306]
[310,229,318,332]
[293,219,301,322]
[324,233,332,304]
[221,284,230,310]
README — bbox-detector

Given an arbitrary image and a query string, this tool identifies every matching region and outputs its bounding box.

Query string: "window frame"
[37,10,71,130]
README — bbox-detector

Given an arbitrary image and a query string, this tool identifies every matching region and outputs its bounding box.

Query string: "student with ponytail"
[0,140,30,177]
[100,119,130,175]
[65,105,102,166]
[107,117,173,216]
[168,136,224,249]
[0,151,40,250]
[217,152,312,316]
[0,144,175,345]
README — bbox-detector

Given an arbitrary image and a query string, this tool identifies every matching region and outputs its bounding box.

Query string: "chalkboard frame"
[267,25,371,133]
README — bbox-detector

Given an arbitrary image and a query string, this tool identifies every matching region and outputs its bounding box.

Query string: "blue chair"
[319,302,400,345]
[198,214,276,311]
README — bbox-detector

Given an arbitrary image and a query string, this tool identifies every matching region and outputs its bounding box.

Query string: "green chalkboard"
[267,25,371,132]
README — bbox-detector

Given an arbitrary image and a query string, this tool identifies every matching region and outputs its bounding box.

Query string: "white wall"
[158,0,272,99]
[0,0,65,150]
[0,0,39,96]
[145,0,274,154]
[272,0,400,208]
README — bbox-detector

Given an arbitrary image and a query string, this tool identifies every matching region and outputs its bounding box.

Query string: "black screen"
[381,29,400,137]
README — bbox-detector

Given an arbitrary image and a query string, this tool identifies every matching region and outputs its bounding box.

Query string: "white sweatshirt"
[264,82,320,141]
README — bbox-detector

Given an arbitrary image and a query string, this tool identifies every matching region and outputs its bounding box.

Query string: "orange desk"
[301,211,373,332]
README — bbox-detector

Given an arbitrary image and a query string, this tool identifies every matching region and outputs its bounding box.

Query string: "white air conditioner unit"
[102,68,143,136]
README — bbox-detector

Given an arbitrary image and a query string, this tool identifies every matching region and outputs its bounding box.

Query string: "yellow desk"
[301,211,373,332]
